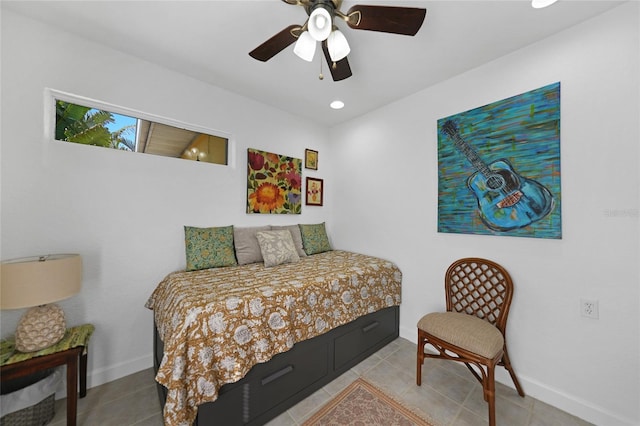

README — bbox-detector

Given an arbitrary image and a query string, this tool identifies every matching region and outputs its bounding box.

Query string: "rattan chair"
[416,258,524,426]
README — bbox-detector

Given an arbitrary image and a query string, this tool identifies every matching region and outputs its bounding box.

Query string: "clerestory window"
[49,90,229,166]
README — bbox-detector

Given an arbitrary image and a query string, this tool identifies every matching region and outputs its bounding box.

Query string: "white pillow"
[256,230,300,267]
[270,225,307,258]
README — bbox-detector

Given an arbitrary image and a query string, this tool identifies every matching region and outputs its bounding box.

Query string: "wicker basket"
[0,393,55,426]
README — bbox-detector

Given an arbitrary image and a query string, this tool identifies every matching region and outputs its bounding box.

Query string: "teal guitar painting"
[442,120,554,232]
[437,82,561,239]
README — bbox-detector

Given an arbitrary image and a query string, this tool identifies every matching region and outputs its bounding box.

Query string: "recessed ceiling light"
[531,0,559,8]
[330,100,344,110]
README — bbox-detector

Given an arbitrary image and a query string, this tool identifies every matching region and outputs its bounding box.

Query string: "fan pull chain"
[319,55,324,80]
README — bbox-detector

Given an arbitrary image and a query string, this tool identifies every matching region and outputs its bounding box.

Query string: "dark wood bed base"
[153,305,399,425]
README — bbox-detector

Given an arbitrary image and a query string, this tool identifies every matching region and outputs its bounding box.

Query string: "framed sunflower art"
[247,148,302,214]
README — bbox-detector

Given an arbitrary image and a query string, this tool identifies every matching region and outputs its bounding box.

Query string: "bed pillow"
[299,222,332,255]
[184,225,237,271]
[256,230,300,267]
[270,225,307,258]
[233,226,271,265]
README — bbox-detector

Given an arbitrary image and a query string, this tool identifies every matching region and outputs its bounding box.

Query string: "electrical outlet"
[580,299,599,319]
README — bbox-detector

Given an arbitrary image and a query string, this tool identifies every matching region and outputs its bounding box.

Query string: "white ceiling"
[3,0,624,126]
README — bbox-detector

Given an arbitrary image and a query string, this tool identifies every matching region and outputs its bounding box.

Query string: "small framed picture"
[305,149,318,170]
[305,177,323,206]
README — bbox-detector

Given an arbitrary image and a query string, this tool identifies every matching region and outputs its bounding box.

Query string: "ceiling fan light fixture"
[308,4,333,41]
[330,100,344,109]
[327,29,350,62]
[293,31,316,62]
[531,0,559,8]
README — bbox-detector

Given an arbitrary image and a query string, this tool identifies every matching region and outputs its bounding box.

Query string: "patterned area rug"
[302,378,434,426]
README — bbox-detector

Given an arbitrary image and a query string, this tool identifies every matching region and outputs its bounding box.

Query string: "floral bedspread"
[145,250,402,426]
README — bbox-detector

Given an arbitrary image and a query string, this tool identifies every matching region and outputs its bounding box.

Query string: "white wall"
[2,4,638,426]
[329,3,639,426]
[0,10,333,388]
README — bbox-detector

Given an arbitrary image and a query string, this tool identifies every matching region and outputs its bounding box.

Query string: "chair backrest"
[445,258,514,334]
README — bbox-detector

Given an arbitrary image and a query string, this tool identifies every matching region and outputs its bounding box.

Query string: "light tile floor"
[49,337,594,426]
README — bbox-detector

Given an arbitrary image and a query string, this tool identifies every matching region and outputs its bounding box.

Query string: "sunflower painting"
[247,148,302,214]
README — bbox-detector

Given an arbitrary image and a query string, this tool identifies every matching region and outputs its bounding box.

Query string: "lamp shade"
[308,5,332,41]
[1,254,82,309]
[293,31,317,62]
[327,29,350,62]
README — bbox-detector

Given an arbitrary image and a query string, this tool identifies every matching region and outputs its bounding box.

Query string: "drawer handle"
[242,383,250,423]
[261,365,294,386]
[362,321,379,333]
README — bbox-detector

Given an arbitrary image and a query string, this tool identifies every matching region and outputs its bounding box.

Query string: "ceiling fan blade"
[345,5,426,36]
[321,41,352,81]
[249,25,300,62]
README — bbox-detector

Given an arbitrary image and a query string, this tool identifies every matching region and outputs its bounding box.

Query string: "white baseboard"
[401,325,636,426]
[54,354,154,399]
[88,354,154,388]
[511,372,636,426]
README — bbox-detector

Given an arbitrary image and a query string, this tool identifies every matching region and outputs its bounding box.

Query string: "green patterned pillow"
[299,222,332,255]
[184,225,237,271]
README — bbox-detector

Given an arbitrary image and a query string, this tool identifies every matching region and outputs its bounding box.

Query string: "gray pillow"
[233,226,271,265]
[270,225,307,258]
[256,230,300,267]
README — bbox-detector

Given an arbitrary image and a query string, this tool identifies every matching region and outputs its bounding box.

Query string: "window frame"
[44,88,235,168]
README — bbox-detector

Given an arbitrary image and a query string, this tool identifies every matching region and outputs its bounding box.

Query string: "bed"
[146,249,402,426]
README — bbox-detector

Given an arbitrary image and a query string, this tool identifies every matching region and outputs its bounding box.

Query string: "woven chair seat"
[417,312,503,359]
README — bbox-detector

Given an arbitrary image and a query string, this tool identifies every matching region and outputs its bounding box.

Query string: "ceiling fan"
[249,0,427,81]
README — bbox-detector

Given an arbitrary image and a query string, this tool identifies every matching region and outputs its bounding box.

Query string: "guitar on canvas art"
[442,120,554,231]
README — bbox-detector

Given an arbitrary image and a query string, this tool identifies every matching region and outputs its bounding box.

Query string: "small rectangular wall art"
[305,149,318,170]
[305,177,323,206]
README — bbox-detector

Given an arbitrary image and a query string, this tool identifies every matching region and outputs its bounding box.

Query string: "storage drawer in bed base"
[153,305,399,425]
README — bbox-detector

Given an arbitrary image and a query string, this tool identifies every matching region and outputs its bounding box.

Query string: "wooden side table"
[1,324,94,426]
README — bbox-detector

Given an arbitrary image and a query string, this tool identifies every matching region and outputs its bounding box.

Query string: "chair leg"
[501,346,525,397]
[464,362,483,384]
[416,334,424,386]
[485,364,497,426]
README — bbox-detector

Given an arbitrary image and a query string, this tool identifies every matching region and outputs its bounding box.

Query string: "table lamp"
[1,254,82,352]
